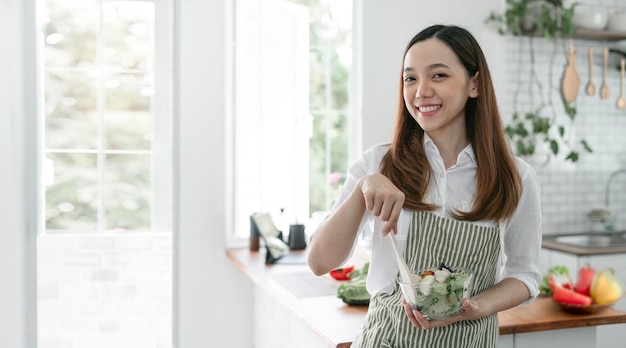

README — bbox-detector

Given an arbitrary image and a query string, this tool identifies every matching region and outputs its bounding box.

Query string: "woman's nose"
[415,81,432,98]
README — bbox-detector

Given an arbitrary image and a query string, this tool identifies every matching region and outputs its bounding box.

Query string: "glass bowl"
[398,266,474,320]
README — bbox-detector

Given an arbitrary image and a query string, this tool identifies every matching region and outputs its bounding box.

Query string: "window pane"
[102,1,155,70]
[309,48,328,110]
[330,57,349,109]
[309,112,348,213]
[45,153,98,231]
[105,73,153,150]
[45,70,98,149]
[104,154,150,231]
[42,0,99,68]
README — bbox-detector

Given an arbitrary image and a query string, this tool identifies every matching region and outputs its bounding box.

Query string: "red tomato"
[552,284,593,306]
[330,265,355,280]
[574,265,596,296]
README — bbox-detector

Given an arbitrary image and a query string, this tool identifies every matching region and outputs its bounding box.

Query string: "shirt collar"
[423,133,477,167]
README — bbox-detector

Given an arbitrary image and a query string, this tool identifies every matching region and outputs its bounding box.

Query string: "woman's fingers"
[360,174,405,228]
[402,301,422,328]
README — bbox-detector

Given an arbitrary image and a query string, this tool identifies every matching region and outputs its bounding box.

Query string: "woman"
[307,24,542,347]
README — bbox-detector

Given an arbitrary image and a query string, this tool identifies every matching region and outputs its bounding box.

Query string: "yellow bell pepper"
[590,268,623,305]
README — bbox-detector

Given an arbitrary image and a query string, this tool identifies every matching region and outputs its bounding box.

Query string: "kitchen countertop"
[227,247,626,347]
[542,236,626,256]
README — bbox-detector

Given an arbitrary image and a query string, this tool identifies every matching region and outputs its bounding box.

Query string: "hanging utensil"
[601,47,610,100]
[618,58,626,110]
[561,40,580,103]
[586,48,596,97]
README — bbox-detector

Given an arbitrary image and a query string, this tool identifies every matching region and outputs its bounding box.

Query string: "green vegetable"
[539,265,570,296]
[411,271,471,319]
[337,263,371,304]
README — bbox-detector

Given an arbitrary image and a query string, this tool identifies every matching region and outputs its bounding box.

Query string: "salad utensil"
[388,232,418,304]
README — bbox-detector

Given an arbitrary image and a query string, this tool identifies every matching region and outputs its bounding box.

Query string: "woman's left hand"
[401,298,479,329]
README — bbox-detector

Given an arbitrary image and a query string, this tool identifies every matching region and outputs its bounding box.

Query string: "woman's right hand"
[358,174,405,236]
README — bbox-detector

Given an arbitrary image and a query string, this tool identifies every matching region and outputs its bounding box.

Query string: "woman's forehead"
[403,38,459,70]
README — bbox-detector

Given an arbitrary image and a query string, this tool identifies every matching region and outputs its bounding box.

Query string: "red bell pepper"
[574,264,596,296]
[330,265,355,281]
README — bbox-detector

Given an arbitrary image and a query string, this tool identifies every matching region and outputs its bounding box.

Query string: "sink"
[544,231,626,248]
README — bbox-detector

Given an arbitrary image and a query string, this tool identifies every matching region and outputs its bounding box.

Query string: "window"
[37,1,173,346]
[229,0,352,240]
[41,0,173,234]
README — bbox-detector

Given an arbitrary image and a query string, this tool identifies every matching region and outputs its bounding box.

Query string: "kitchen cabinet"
[498,327,596,348]
[542,248,626,348]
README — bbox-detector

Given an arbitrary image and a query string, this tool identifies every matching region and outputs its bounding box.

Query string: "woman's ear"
[469,71,479,98]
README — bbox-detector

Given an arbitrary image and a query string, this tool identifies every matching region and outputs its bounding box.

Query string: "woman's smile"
[417,104,442,115]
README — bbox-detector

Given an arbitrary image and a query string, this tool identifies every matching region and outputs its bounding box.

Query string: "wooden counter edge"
[498,296,626,335]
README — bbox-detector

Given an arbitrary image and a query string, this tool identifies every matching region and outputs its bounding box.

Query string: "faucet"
[603,169,626,231]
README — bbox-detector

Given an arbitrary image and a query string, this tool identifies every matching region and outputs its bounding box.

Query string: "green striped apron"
[352,211,501,348]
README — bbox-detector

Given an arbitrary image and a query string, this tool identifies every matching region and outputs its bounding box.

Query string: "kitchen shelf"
[572,28,626,41]
[522,28,626,41]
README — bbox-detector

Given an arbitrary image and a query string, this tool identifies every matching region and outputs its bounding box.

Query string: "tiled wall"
[37,234,172,348]
[502,0,626,235]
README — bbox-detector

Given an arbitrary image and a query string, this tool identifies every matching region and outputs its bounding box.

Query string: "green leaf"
[565,151,579,162]
[562,100,577,119]
[581,140,593,153]
[558,125,565,137]
[550,139,559,155]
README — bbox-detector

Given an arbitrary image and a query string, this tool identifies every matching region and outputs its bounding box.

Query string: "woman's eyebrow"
[403,63,450,74]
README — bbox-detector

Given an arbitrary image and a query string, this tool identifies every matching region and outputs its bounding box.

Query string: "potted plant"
[486,0,592,163]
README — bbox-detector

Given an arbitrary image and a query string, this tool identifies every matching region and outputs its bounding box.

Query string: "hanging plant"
[486,0,592,163]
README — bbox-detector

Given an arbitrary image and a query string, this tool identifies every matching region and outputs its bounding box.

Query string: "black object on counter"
[289,223,307,250]
[249,214,260,251]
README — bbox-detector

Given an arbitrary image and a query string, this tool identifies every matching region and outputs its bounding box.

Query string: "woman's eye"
[404,76,415,82]
[433,73,447,79]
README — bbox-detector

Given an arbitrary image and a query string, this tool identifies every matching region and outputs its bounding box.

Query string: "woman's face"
[402,38,478,140]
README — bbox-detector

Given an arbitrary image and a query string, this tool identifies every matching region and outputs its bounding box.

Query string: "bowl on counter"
[607,11,626,32]
[397,266,474,320]
[572,8,608,31]
[552,298,618,314]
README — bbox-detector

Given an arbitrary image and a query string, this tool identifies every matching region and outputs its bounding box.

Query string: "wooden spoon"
[586,48,596,97]
[618,59,626,110]
[600,47,610,100]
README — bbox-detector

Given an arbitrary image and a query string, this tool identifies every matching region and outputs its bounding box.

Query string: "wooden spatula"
[618,59,626,110]
[601,47,610,100]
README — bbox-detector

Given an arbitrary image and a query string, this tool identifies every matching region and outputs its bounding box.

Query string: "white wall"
[175,0,253,347]
[360,0,506,149]
[0,0,31,347]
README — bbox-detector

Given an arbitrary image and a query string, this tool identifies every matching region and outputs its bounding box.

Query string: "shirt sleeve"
[500,158,543,303]
[311,144,389,263]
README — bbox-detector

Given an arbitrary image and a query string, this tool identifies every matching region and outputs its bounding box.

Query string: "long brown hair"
[380,24,521,222]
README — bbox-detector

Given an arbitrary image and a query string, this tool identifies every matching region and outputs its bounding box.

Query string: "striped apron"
[352,211,501,348]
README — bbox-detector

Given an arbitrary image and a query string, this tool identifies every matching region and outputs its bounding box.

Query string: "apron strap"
[497,219,508,281]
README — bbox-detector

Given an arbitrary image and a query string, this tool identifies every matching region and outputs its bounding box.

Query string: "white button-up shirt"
[324,138,543,302]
